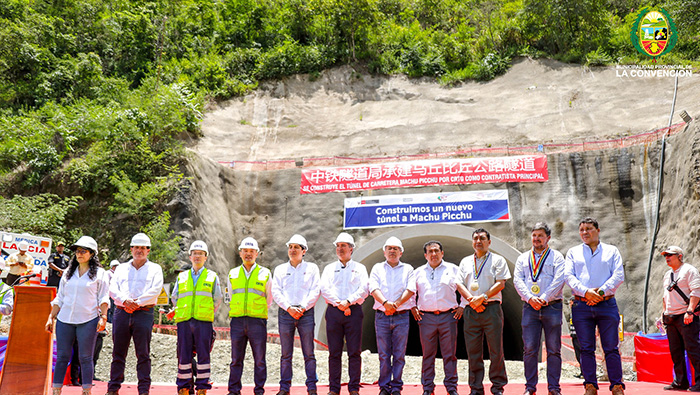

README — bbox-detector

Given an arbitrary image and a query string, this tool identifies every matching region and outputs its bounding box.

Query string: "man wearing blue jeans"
[565,217,625,395]
[271,234,321,395]
[227,237,272,395]
[107,233,164,395]
[513,223,566,395]
[369,236,416,395]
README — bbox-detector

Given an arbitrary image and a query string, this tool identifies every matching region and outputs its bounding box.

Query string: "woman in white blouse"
[45,236,109,395]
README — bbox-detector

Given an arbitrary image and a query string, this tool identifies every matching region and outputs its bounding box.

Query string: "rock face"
[170,59,700,358]
[172,120,699,352]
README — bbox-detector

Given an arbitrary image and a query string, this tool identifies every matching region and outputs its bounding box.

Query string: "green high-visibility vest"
[228,264,270,319]
[173,268,217,323]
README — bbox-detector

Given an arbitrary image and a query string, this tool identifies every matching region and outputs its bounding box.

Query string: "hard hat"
[71,236,98,254]
[238,237,259,251]
[189,240,209,255]
[383,236,404,252]
[18,241,29,251]
[286,234,308,250]
[130,233,151,247]
[333,232,355,247]
[56,241,65,247]
[110,259,120,267]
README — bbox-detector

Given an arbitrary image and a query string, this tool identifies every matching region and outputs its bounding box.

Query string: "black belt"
[483,301,501,306]
[542,299,562,306]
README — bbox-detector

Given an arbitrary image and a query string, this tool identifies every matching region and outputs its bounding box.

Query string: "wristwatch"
[483,294,489,302]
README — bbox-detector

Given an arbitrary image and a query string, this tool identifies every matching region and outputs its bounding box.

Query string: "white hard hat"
[189,240,209,255]
[383,236,404,252]
[71,236,98,253]
[333,232,355,247]
[130,233,151,247]
[286,234,308,250]
[238,237,259,251]
[110,259,120,267]
[18,241,29,251]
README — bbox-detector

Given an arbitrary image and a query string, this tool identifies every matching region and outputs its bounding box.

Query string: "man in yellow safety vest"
[227,237,272,395]
[172,240,222,395]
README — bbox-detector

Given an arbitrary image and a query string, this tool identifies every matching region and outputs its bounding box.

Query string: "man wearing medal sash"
[513,223,566,395]
[458,228,511,395]
[565,218,625,395]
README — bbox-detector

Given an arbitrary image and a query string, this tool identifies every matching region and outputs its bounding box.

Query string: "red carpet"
[60,381,667,394]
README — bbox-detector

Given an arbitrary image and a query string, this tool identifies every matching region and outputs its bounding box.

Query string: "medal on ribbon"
[529,247,550,295]
[472,252,490,292]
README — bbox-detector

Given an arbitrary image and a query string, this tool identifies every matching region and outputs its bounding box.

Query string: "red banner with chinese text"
[300,155,548,194]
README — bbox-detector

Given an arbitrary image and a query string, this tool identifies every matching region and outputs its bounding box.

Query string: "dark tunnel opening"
[316,224,526,361]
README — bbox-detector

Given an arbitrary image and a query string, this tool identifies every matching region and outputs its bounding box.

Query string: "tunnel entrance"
[316,224,524,361]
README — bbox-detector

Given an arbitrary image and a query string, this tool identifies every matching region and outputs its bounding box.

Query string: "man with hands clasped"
[458,228,511,395]
[411,240,467,395]
[513,223,566,395]
[369,236,416,395]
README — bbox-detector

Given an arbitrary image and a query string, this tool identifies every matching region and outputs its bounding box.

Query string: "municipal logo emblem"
[630,8,677,59]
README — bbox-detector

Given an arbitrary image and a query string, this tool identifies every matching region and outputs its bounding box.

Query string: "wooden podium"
[0,285,56,395]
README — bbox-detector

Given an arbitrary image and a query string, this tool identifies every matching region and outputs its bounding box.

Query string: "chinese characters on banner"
[300,155,548,194]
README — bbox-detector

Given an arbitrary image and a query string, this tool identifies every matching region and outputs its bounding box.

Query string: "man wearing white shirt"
[459,228,511,395]
[661,246,700,392]
[565,218,625,395]
[369,236,416,395]
[410,240,466,395]
[320,232,369,395]
[271,234,321,395]
[107,233,164,395]
[513,223,566,395]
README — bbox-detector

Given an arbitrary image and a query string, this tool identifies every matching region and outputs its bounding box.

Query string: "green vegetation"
[1,0,697,270]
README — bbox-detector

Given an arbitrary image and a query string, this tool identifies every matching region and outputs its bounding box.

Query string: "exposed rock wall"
[172,122,699,333]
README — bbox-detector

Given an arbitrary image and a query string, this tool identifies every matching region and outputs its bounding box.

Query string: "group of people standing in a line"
[23,215,700,395]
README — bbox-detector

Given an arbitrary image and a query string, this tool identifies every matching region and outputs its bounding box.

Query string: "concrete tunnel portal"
[316,224,525,361]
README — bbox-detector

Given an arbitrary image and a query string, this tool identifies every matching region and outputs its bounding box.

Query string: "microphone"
[12,273,38,286]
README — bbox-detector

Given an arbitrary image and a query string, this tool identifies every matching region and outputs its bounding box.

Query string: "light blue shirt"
[565,242,624,297]
[513,248,566,303]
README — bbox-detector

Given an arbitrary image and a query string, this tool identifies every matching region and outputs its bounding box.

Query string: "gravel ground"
[91,325,636,386]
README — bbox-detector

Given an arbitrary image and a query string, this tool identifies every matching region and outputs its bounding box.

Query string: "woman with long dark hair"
[45,236,109,395]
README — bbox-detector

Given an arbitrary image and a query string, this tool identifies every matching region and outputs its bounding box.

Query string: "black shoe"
[663,384,689,391]
[422,391,434,395]
[522,389,536,395]
[391,392,400,395]
[277,392,290,395]
[447,390,459,395]
[688,385,700,392]
[308,391,318,395]
[379,389,390,395]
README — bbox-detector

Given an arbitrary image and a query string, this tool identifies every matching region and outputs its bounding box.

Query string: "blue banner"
[344,190,510,229]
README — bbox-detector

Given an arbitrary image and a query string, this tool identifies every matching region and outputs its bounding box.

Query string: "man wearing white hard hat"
[171,240,222,395]
[320,232,369,395]
[661,246,700,392]
[107,232,164,395]
[369,236,416,395]
[271,234,321,395]
[228,237,272,395]
[4,240,34,286]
